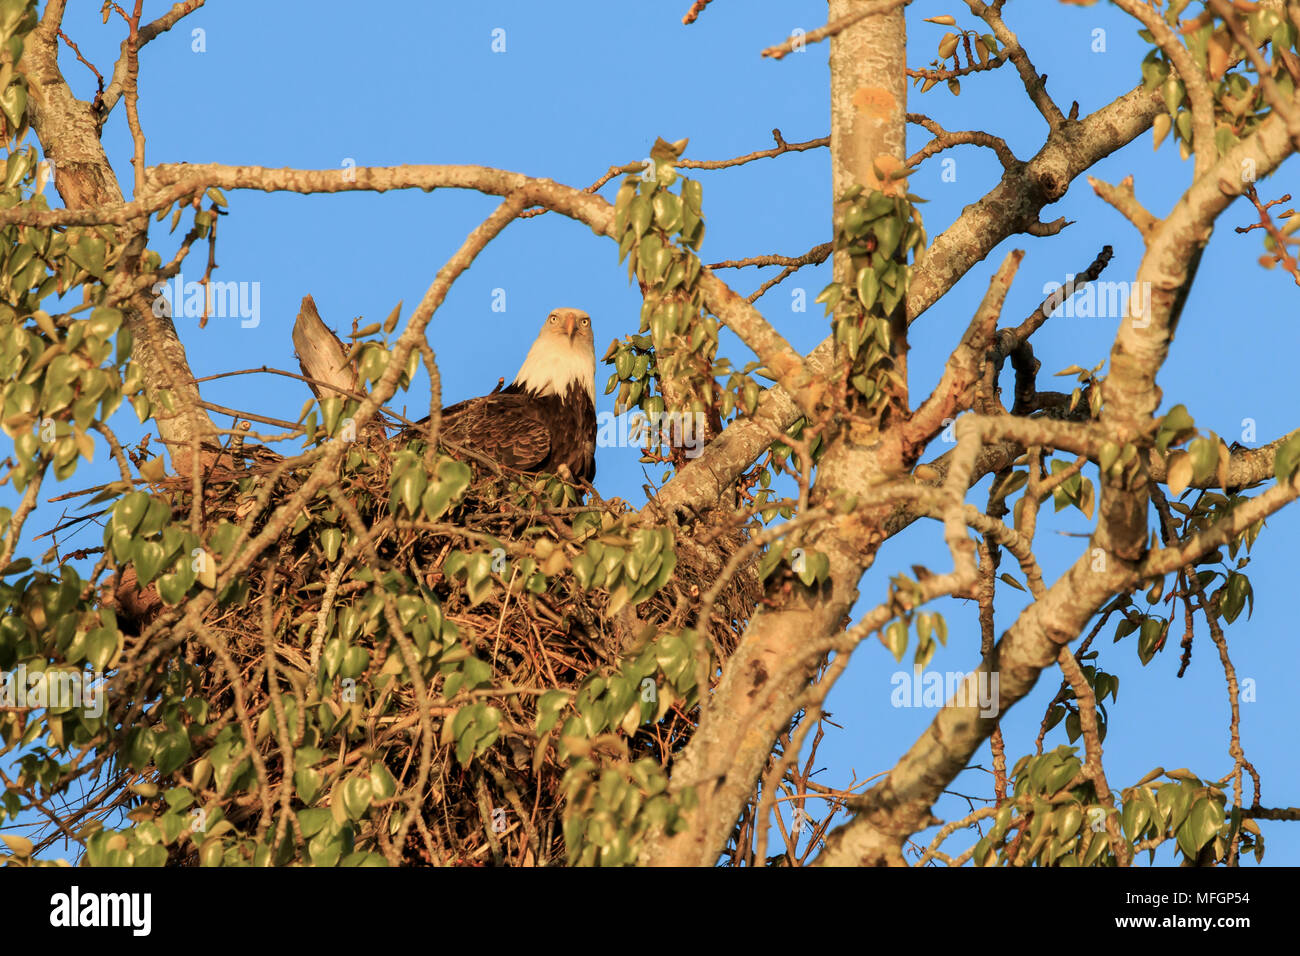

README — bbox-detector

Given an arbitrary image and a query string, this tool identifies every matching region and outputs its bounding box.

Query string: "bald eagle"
[425,308,598,482]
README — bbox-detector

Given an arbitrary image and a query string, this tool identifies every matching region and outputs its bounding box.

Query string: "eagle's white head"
[512,308,596,405]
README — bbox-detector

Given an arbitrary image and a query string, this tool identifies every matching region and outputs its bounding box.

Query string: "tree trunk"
[22,17,214,475]
[644,3,908,867]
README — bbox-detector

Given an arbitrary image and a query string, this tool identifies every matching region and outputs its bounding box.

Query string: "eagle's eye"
[580,317,589,326]
[549,315,557,323]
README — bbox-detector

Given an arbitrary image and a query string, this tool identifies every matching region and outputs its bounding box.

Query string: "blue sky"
[4,1,1297,865]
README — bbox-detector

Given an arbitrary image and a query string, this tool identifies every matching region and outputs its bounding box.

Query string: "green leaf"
[1176,794,1222,861]
[1157,781,1194,833]
[652,191,682,232]
[452,702,501,765]
[295,768,324,805]
[855,266,879,311]
[320,527,342,563]
[339,645,369,679]
[321,637,345,678]
[368,762,397,800]
[1044,758,1079,794]
[341,774,373,821]
[536,690,569,735]
[1097,441,1121,474]
[872,215,902,259]
[153,723,192,775]
[1274,432,1300,483]
[113,491,151,535]
[0,83,25,135]
[681,178,703,214]
[391,465,427,515]
[156,560,196,605]
[1137,617,1163,665]
[1053,804,1083,841]
[883,619,907,662]
[758,545,784,581]
[1155,404,1195,454]
[1188,437,1217,484]
[1221,572,1251,624]
[84,626,119,671]
[132,538,168,586]
[628,196,651,236]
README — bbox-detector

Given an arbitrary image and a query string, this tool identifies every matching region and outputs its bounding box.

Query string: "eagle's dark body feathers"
[440,380,597,482]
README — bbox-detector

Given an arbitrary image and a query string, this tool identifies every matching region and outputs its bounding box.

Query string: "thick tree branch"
[1103,107,1295,431]
[905,250,1020,448]
[143,162,817,415]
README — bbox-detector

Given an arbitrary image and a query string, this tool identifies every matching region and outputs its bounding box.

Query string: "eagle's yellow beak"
[561,312,578,340]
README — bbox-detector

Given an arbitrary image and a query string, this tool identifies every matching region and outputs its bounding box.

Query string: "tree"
[1,0,1298,867]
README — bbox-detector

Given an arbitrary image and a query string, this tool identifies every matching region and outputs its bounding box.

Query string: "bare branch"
[965,0,1065,128]
[708,242,832,271]
[1103,105,1297,434]
[906,112,1018,169]
[1089,175,1158,241]
[679,130,829,171]
[762,0,912,60]
[100,0,206,117]
[905,249,1021,448]
[1236,186,1300,285]
[141,161,821,419]
[681,0,714,26]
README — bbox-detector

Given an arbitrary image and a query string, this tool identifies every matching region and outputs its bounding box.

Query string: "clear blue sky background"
[3,0,1296,865]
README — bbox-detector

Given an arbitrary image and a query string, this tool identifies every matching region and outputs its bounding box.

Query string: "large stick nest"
[91,427,758,866]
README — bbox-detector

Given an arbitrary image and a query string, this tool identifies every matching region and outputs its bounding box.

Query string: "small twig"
[907,55,1005,88]
[680,130,829,171]
[968,0,1065,129]
[119,0,148,196]
[56,28,105,110]
[1236,186,1299,285]
[195,400,301,431]
[681,0,713,26]
[762,0,912,60]
[197,207,220,329]
[1007,245,1115,343]
[709,242,833,271]
[522,130,830,220]
[100,0,207,117]
[907,112,1018,169]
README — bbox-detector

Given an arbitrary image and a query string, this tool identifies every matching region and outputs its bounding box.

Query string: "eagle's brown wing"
[438,393,552,471]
